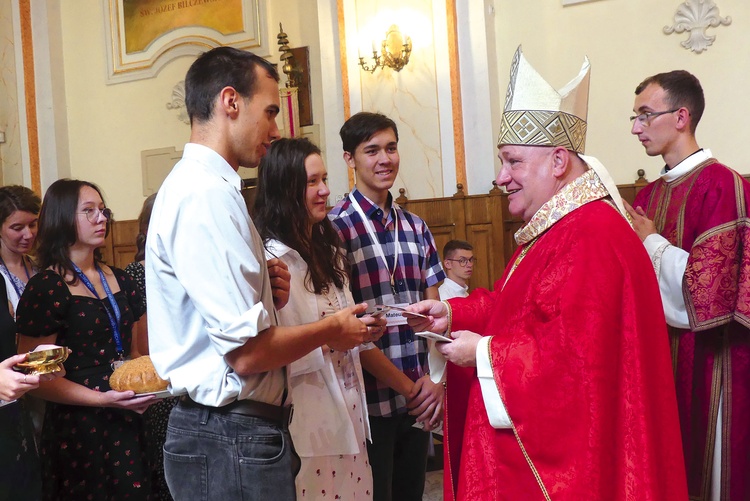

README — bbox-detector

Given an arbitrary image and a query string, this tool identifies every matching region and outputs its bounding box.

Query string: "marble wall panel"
[0,0,22,185]
[355,0,444,200]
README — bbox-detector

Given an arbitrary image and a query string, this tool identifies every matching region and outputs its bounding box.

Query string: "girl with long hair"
[15,179,154,500]
[254,138,377,499]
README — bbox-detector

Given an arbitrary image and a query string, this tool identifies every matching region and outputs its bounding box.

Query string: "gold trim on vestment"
[487,337,551,501]
[515,169,609,246]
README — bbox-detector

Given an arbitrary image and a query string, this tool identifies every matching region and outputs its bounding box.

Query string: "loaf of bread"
[110,356,168,393]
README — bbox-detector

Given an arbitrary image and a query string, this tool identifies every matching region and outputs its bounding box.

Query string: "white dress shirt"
[641,149,713,329]
[265,240,371,456]
[146,143,284,407]
[438,277,469,301]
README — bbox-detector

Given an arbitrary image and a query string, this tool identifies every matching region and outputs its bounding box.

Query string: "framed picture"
[104,0,269,84]
[562,0,603,5]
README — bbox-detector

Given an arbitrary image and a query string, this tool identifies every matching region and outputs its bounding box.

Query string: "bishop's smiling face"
[496,145,559,223]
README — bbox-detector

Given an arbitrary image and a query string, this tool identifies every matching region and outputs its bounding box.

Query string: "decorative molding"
[663,0,731,54]
[103,0,269,84]
[165,80,189,125]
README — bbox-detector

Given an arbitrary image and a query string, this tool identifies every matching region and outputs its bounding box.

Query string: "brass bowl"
[15,347,69,375]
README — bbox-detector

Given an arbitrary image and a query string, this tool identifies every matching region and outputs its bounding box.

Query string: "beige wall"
[6,1,750,217]
[0,0,22,185]
[58,1,319,219]
[493,0,750,185]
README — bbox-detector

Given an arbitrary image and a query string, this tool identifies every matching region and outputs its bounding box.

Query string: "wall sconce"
[277,23,301,88]
[358,25,412,73]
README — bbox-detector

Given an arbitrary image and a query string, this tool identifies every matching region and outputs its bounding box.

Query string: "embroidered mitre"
[498,46,590,153]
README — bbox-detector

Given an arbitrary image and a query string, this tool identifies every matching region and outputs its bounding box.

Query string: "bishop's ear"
[550,146,569,177]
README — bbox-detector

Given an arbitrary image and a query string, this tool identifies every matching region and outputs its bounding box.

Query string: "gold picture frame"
[104,0,269,84]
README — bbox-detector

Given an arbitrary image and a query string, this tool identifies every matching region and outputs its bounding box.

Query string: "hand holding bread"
[110,356,168,394]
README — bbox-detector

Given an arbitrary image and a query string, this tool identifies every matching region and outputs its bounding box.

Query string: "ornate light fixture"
[358,25,412,73]
[277,23,301,88]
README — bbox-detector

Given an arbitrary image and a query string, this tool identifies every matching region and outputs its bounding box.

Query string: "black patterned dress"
[124,261,177,501]
[15,268,151,501]
[0,278,42,501]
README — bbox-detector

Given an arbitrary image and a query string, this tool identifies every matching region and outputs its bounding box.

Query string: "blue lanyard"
[72,263,124,357]
[0,255,31,299]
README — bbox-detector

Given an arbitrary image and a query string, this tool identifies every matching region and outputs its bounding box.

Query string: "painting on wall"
[104,0,268,84]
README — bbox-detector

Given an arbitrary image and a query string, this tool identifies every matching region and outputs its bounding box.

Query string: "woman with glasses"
[15,179,154,500]
[254,138,379,500]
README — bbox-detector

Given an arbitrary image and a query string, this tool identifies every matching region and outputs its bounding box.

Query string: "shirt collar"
[183,143,243,191]
[661,148,712,183]
[350,188,395,225]
[445,277,469,292]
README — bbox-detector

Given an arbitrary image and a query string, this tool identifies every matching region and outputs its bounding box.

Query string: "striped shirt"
[329,188,445,416]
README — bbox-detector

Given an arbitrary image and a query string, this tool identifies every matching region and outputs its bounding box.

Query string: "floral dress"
[124,261,177,501]
[15,268,151,501]
[296,290,373,500]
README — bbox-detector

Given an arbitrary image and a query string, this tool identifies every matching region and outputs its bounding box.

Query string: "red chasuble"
[443,198,687,500]
[634,160,750,501]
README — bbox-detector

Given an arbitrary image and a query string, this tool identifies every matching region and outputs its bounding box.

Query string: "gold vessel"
[15,347,68,375]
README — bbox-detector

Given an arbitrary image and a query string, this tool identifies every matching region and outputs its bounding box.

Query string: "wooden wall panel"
[106,175,750,288]
[465,223,493,291]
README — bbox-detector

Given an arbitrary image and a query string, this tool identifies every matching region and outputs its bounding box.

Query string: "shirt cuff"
[476,336,511,429]
[643,233,670,257]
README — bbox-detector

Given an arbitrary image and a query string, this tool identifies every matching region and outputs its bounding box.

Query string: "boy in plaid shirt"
[329,112,445,501]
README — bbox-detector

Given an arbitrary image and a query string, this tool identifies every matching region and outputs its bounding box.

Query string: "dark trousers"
[164,401,299,501]
[367,413,430,501]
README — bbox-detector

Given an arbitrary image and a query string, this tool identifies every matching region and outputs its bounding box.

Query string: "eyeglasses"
[78,207,112,223]
[629,109,679,126]
[446,257,477,267]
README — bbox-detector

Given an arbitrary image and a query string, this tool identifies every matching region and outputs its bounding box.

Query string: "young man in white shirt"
[146,47,382,501]
[438,240,474,300]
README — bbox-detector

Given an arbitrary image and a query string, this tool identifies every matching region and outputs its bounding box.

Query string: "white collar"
[444,277,469,291]
[183,143,243,191]
[264,239,297,260]
[661,148,712,183]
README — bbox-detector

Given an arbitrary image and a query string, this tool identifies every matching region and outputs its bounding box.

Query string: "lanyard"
[0,255,31,299]
[72,263,124,358]
[349,193,400,295]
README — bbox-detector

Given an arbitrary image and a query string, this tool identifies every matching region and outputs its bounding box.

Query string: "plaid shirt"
[329,188,445,416]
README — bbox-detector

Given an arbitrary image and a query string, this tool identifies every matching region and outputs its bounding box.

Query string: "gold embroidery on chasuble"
[504,169,610,287]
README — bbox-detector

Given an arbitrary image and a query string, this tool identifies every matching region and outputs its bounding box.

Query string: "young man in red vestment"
[624,70,750,501]
[407,47,688,501]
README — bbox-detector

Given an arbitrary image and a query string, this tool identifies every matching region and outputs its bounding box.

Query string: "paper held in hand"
[415,331,453,343]
[386,304,429,319]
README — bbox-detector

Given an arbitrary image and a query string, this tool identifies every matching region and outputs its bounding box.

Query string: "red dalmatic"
[634,160,750,501]
[443,201,687,500]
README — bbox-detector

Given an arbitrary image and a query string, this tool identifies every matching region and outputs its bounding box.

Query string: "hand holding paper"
[436,330,481,367]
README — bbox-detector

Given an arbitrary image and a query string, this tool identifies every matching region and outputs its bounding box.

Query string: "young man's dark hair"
[442,239,473,259]
[339,112,399,154]
[635,70,704,133]
[185,46,279,125]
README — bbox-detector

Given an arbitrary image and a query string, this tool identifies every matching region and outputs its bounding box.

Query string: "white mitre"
[498,46,628,216]
[498,46,590,153]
